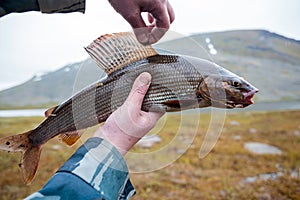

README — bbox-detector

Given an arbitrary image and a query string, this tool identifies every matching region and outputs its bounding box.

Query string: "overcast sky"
[0,0,299,91]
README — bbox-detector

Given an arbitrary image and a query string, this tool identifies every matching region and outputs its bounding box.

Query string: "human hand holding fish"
[94,72,164,155]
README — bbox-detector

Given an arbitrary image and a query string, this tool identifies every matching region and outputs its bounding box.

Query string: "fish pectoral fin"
[45,105,59,118]
[0,130,41,185]
[85,32,158,75]
[163,99,200,109]
[58,129,86,146]
[163,100,181,108]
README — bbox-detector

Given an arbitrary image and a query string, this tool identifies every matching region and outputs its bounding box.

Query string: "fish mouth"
[227,89,259,108]
[243,89,258,105]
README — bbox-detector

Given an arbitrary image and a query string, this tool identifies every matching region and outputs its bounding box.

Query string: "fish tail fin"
[0,131,41,185]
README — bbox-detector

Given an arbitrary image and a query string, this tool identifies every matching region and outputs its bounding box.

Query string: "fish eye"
[232,81,241,87]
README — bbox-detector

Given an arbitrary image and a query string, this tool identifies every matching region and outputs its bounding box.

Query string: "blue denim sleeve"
[25,137,136,200]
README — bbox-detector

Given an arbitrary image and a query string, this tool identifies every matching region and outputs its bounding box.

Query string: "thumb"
[125,72,151,112]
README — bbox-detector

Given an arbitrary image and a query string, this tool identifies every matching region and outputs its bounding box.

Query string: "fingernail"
[139,72,151,85]
[137,33,149,45]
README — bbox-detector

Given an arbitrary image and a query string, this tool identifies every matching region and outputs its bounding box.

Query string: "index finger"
[147,3,172,44]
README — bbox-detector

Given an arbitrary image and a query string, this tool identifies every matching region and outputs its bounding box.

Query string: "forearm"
[38,0,85,14]
[0,0,39,16]
[0,0,85,17]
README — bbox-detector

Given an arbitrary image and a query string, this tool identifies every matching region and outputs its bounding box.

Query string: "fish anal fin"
[0,130,42,185]
[21,146,41,185]
[58,129,86,146]
[85,32,158,75]
[45,106,58,118]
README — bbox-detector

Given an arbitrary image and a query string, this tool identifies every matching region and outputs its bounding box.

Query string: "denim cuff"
[58,137,135,200]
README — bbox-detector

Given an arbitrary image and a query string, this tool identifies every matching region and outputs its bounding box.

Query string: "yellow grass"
[0,111,300,199]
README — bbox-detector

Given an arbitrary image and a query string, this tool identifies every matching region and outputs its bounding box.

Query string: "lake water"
[0,109,46,117]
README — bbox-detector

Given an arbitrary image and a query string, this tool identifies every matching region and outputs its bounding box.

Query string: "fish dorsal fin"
[85,32,158,75]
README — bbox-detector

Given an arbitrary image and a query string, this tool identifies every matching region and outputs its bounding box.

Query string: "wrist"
[0,0,39,14]
[94,119,140,156]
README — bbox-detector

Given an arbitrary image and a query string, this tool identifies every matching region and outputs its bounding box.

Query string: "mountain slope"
[0,60,105,107]
[0,30,299,107]
[156,30,300,102]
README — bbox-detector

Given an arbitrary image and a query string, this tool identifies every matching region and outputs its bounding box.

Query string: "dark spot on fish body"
[19,144,25,148]
[18,163,22,167]
[6,141,10,145]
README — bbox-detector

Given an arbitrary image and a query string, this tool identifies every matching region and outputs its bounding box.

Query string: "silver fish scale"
[29,55,204,145]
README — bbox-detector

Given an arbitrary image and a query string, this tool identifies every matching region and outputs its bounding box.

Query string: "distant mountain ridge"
[0,60,105,107]
[0,29,299,107]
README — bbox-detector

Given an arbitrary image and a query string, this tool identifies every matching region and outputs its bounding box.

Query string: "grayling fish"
[0,32,258,184]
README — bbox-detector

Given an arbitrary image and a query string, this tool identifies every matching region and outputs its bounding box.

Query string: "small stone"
[259,173,278,180]
[244,176,257,183]
[230,120,240,126]
[233,135,241,140]
[290,170,299,178]
[275,163,282,170]
[255,193,271,200]
[220,190,226,197]
[136,135,161,148]
[249,128,257,134]
[244,142,282,155]
[294,130,300,136]
[176,149,185,154]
